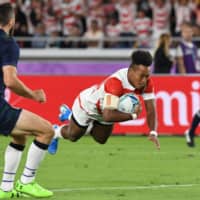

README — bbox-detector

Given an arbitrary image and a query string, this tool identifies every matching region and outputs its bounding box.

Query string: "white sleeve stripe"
[142,93,155,100]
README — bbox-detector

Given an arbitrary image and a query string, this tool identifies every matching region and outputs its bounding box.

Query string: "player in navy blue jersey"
[0,3,54,199]
[185,110,200,147]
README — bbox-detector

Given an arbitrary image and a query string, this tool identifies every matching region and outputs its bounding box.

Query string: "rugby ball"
[118,93,139,113]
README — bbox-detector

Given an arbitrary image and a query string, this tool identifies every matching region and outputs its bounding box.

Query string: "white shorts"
[72,96,113,127]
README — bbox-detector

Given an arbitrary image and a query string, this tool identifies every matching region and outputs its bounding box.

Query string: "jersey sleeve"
[2,40,19,67]
[104,77,123,97]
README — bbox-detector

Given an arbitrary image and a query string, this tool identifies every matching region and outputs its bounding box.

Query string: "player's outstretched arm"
[144,99,160,150]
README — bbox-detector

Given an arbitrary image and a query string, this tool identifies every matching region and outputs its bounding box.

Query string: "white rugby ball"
[118,93,139,113]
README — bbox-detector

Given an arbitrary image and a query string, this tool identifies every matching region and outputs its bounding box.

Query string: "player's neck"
[0,26,10,35]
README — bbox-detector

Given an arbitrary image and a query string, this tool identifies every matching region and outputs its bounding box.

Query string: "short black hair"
[0,3,14,27]
[130,50,153,67]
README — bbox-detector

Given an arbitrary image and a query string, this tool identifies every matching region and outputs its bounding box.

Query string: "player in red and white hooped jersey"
[105,22,121,38]
[77,65,155,121]
[48,51,160,154]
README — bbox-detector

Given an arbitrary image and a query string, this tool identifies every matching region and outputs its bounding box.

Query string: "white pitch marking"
[52,183,200,193]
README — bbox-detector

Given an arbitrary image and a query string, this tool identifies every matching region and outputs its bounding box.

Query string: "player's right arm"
[2,40,45,103]
[142,78,160,150]
[102,77,140,122]
[3,66,46,103]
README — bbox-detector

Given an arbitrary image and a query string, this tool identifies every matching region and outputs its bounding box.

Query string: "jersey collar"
[0,29,7,36]
[125,71,136,91]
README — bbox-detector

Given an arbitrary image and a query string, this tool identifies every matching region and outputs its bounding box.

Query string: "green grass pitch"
[1,135,200,200]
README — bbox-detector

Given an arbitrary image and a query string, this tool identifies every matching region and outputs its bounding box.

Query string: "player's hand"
[131,104,142,120]
[134,104,142,117]
[134,103,142,117]
[33,89,46,103]
[148,131,160,150]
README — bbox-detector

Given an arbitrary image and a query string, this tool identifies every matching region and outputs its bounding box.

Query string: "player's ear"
[8,18,15,29]
[8,18,15,36]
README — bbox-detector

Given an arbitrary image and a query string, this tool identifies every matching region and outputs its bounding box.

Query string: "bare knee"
[68,134,80,142]
[90,123,112,145]
[48,126,55,138]
[45,122,54,138]
[91,131,110,144]
[66,131,82,142]
[37,121,54,143]
[94,137,108,144]
[62,127,83,142]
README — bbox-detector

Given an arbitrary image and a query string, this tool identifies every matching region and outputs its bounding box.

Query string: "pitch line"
[52,183,200,192]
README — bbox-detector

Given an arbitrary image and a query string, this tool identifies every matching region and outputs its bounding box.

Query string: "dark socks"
[189,111,200,138]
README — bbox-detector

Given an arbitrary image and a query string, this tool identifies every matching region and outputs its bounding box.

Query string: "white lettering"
[119,80,200,128]
[156,91,188,126]
[191,81,200,115]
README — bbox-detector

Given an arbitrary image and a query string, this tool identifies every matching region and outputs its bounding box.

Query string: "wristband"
[149,130,158,137]
[131,113,137,120]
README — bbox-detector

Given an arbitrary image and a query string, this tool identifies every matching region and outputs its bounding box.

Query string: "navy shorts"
[0,98,22,136]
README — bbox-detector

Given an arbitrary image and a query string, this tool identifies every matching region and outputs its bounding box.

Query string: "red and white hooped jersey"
[134,17,152,38]
[174,2,196,33]
[61,0,85,35]
[150,1,171,30]
[78,68,155,116]
[105,23,121,37]
[115,3,136,33]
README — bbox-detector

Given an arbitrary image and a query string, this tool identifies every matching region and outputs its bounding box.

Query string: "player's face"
[128,65,150,89]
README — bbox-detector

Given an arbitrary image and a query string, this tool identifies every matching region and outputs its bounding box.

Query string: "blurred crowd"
[1,0,200,49]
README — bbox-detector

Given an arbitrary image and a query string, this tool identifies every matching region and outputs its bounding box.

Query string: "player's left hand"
[148,131,160,150]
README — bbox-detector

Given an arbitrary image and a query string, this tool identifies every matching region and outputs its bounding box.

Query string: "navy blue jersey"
[0,29,19,98]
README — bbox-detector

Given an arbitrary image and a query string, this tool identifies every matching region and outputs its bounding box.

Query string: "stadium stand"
[1,0,200,49]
